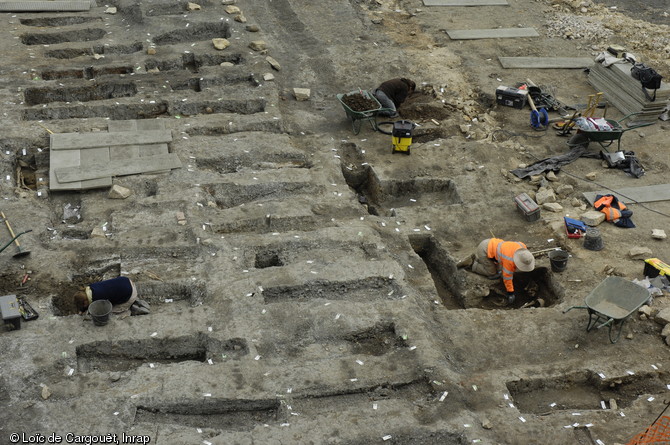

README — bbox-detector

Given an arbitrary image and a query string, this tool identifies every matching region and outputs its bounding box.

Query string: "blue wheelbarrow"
[563,276,650,343]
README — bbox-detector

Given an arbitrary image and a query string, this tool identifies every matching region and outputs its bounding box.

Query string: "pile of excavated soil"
[342,92,380,112]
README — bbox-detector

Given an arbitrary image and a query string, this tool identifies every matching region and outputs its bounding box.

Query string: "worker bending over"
[73,276,150,316]
[460,238,535,304]
[373,78,416,118]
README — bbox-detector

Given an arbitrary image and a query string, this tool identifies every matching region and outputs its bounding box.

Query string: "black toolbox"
[496,86,528,109]
[514,193,541,222]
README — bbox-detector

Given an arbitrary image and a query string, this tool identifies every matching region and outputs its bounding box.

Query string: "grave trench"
[212,214,326,235]
[51,258,121,315]
[134,398,280,431]
[253,241,380,269]
[76,333,249,373]
[24,82,138,106]
[196,150,311,175]
[144,53,244,75]
[135,280,208,307]
[261,277,404,304]
[22,101,170,121]
[507,371,670,414]
[346,430,467,445]
[256,321,408,359]
[339,145,461,215]
[45,42,144,59]
[20,28,107,46]
[20,16,102,27]
[152,22,231,46]
[40,65,135,81]
[203,181,323,209]
[409,235,563,310]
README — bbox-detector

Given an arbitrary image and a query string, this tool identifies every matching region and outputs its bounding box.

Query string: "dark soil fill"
[342,93,378,112]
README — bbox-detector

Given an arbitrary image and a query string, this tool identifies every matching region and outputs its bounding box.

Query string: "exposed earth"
[0,0,669,444]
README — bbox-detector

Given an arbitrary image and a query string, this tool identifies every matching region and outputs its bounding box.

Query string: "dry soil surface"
[0,0,669,444]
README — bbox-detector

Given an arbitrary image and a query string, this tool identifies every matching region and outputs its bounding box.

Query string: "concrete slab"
[55,153,182,182]
[108,120,169,162]
[49,148,112,191]
[498,56,594,69]
[50,130,172,150]
[423,0,508,5]
[583,184,670,205]
[446,28,538,39]
[0,0,90,11]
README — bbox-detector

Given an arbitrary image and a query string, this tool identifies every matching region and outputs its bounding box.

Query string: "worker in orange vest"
[458,238,535,304]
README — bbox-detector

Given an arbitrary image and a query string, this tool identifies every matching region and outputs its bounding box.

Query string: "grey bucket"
[584,228,604,251]
[89,299,112,326]
[548,249,569,273]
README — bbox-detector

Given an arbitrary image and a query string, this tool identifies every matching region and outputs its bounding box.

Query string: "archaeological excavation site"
[0,0,669,443]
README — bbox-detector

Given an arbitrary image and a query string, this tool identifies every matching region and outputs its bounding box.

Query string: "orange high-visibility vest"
[487,238,527,293]
[595,196,626,222]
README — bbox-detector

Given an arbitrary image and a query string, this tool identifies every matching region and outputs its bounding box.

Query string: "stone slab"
[49,147,112,191]
[583,184,670,205]
[55,153,182,183]
[50,130,172,150]
[447,28,538,40]
[423,0,508,5]
[0,0,90,11]
[498,57,594,69]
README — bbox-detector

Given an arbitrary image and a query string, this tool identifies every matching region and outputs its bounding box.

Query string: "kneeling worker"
[462,238,535,304]
[73,276,150,316]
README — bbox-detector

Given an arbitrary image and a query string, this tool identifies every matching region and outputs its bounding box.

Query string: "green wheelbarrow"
[567,112,655,152]
[336,90,394,135]
[563,276,650,343]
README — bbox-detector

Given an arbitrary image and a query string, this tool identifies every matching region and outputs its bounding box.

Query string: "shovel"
[0,211,31,257]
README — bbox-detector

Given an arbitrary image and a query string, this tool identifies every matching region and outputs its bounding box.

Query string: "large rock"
[266,56,281,71]
[655,308,670,325]
[661,323,670,338]
[212,38,230,50]
[652,229,667,240]
[225,5,241,14]
[293,88,311,101]
[581,210,605,226]
[535,187,556,205]
[542,202,563,213]
[249,40,267,51]
[546,171,558,181]
[108,184,132,199]
[556,184,574,197]
[629,246,652,259]
[187,2,201,10]
[91,226,107,239]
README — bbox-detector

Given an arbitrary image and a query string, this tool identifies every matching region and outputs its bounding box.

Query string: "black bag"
[631,63,663,101]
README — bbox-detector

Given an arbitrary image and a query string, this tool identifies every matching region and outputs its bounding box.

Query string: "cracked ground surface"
[0,0,669,443]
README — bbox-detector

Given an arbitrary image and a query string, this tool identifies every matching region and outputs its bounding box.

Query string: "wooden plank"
[447,28,538,40]
[499,57,594,69]
[423,0,508,5]
[50,130,172,150]
[583,184,670,205]
[55,153,182,183]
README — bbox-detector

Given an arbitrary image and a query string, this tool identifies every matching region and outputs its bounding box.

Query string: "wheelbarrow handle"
[562,305,587,314]
[618,112,655,129]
